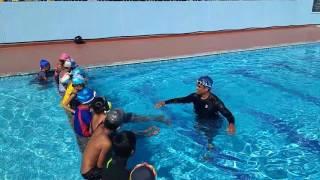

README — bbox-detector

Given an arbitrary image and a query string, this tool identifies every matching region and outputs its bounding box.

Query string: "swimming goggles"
[197,80,211,88]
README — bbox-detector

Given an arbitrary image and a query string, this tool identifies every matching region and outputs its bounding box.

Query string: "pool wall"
[1,0,320,43]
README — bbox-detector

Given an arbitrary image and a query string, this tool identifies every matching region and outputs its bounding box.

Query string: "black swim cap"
[90,97,110,114]
[112,131,136,158]
[104,109,124,130]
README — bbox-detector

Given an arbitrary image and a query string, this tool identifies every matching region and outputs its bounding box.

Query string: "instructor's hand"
[227,123,235,135]
[155,101,165,109]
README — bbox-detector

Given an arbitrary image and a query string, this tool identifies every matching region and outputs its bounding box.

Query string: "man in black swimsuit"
[156,76,235,148]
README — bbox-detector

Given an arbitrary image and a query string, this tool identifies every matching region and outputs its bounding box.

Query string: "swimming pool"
[0,43,319,179]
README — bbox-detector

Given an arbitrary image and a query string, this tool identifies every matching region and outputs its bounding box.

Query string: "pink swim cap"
[59,53,70,61]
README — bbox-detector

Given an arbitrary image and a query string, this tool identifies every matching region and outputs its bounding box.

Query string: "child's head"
[59,53,70,66]
[40,59,50,71]
[63,60,72,72]
[104,109,123,131]
[72,74,86,90]
[76,87,96,105]
[130,163,157,180]
[90,97,111,114]
[112,131,136,158]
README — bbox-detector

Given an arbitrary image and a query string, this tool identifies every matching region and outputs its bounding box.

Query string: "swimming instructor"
[155,76,235,134]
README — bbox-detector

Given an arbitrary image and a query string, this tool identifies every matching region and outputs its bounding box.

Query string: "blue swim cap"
[72,67,87,78]
[77,88,96,104]
[72,74,85,85]
[40,59,50,69]
[197,76,213,89]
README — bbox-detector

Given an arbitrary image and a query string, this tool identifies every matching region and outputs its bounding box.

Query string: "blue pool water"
[0,43,319,179]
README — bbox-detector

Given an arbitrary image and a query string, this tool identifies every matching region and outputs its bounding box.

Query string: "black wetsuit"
[165,93,235,124]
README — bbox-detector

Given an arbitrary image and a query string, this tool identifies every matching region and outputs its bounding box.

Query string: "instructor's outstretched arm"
[155,94,195,108]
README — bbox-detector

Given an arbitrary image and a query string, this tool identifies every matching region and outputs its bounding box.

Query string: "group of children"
[36,49,237,179]
[37,53,160,180]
